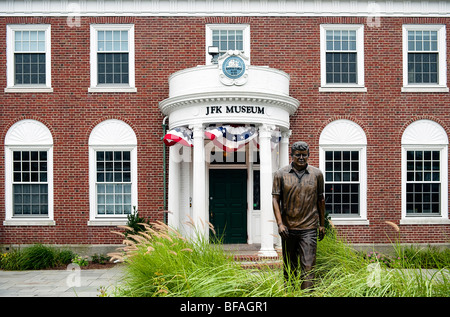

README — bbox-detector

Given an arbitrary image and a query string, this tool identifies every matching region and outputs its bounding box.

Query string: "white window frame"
[401,120,449,225]
[319,119,368,225]
[205,24,250,64]
[319,24,366,92]
[89,24,136,93]
[402,24,448,93]
[4,120,54,226]
[5,24,52,93]
[88,119,138,226]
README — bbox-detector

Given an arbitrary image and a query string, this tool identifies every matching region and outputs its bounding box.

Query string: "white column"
[168,145,181,230]
[191,123,208,240]
[258,124,278,257]
[279,130,291,169]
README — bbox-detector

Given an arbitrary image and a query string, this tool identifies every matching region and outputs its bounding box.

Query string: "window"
[12,151,49,216]
[96,150,132,215]
[401,120,449,224]
[320,24,366,92]
[88,119,138,225]
[205,24,250,64]
[319,119,368,225]
[5,24,52,92]
[89,24,136,92]
[402,25,448,92]
[406,150,441,215]
[4,120,54,226]
[324,150,360,215]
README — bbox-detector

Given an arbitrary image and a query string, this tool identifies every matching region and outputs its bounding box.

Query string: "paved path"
[0,265,125,297]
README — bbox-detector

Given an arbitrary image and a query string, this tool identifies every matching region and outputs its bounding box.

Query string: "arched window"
[88,119,138,226]
[401,119,449,224]
[4,119,54,225]
[319,119,368,225]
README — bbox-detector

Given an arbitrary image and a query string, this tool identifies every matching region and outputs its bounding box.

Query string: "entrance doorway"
[209,169,247,244]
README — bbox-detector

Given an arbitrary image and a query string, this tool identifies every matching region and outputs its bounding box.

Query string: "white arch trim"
[402,119,448,145]
[319,119,367,145]
[89,119,137,146]
[5,119,53,146]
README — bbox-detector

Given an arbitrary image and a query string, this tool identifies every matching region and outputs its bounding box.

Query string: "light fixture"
[208,46,220,64]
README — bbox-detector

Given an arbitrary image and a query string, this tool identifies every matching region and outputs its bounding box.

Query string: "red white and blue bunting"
[163,125,280,151]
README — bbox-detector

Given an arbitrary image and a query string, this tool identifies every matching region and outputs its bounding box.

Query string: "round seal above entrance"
[222,56,246,79]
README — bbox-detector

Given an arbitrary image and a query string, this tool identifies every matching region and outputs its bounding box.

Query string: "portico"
[159,51,299,256]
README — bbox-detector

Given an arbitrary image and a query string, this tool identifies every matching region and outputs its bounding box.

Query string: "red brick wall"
[0,16,449,245]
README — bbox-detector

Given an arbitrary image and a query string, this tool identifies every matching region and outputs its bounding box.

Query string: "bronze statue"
[272,141,325,289]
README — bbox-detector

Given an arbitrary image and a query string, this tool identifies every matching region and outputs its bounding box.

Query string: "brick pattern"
[0,16,449,245]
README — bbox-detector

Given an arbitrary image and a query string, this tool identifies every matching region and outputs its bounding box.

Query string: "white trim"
[4,120,54,226]
[205,24,250,65]
[319,119,368,224]
[1,1,449,17]
[89,24,136,93]
[88,120,138,225]
[402,24,448,93]
[5,24,52,92]
[320,24,365,92]
[400,120,449,224]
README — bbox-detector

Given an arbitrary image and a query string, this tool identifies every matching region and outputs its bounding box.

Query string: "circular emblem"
[222,56,246,79]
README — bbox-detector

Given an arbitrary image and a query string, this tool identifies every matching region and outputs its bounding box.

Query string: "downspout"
[162,116,169,224]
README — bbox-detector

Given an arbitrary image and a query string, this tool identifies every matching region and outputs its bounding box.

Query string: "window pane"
[96,150,132,215]
[97,53,129,84]
[325,52,357,84]
[15,53,46,85]
[324,150,360,215]
[406,150,441,215]
[212,29,245,56]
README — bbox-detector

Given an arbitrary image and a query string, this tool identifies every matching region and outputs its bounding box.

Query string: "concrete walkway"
[0,264,125,297]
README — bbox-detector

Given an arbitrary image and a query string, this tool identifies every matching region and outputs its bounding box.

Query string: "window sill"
[4,87,53,93]
[330,218,370,226]
[3,219,56,226]
[88,86,137,93]
[88,218,128,226]
[401,86,449,93]
[319,86,367,93]
[400,217,450,225]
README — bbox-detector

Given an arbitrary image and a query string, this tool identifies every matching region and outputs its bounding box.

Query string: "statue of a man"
[272,141,325,289]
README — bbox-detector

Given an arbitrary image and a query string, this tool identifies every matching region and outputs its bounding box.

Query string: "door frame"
[208,168,248,244]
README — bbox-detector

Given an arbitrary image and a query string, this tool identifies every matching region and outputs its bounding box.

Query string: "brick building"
[1,0,449,255]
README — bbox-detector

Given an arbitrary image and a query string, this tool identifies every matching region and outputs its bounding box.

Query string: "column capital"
[281,129,292,139]
[189,123,204,138]
[258,124,276,137]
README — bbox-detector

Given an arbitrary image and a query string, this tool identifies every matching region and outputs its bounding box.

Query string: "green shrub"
[91,254,110,264]
[55,249,76,266]
[71,255,89,267]
[17,244,56,270]
[0,250,22,270]
[0,244,75,270]
[124,207,151,237]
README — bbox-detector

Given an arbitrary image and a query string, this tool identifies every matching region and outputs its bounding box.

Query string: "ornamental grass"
[108,219,449,297]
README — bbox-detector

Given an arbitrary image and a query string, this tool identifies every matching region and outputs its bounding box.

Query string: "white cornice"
[159,91,300,115]
[0,0,449,17]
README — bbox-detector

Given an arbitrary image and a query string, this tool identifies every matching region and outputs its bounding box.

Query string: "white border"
[87,119,138,226]
[5,24,53,93]
[402,24,448,93]
[89,24,136,93]
[400,120,449,225]
[205,24,250,65]
[0,1,449,17]
[319,24,366,92]
[4,120,55,226]
[319,119,368,225]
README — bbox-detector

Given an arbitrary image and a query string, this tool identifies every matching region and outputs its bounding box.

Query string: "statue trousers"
[281,228,317,289]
